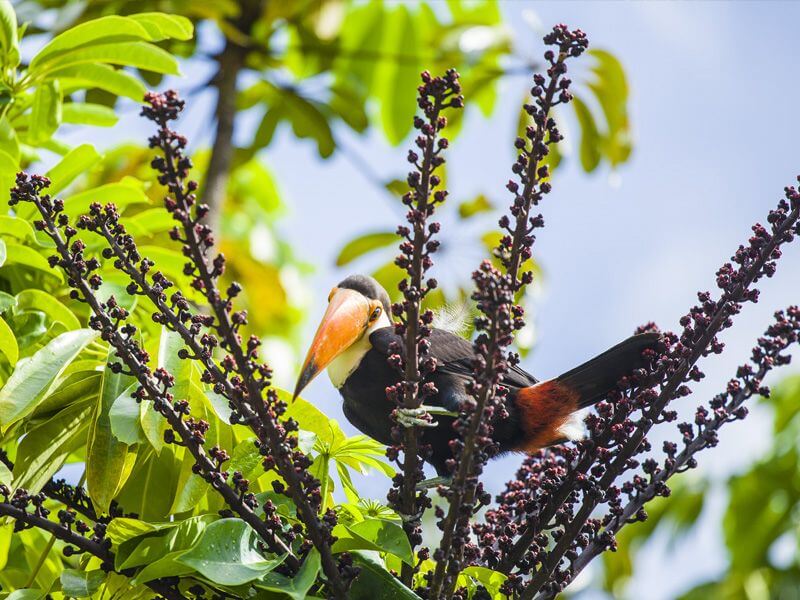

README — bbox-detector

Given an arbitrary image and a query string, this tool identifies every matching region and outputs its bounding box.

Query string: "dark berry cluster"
[383,69,463,582]
[425,26,586,600]
[475,185,800,598]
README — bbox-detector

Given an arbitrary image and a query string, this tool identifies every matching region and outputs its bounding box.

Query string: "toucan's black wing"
[369,326,538,403]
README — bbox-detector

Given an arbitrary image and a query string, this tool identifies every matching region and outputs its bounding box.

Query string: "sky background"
[41,1,800,598]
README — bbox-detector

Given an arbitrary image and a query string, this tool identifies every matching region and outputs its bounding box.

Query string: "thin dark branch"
[0,499,185,600]
[0,449,97,522]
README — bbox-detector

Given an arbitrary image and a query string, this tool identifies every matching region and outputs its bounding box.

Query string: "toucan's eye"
[370,306,381,321]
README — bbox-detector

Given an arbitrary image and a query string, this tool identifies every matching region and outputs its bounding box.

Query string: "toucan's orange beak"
[293,288,371,400]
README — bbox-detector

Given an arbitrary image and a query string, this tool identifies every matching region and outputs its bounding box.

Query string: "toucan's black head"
[293,274,392,399]
[337,274,391,317]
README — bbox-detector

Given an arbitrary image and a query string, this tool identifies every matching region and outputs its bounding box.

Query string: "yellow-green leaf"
[86,355,138,513]
[28,80,62,144]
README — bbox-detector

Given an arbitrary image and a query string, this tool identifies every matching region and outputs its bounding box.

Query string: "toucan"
[293,275,658,477]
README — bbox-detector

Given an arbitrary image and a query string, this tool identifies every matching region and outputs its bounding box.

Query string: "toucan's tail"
[555,332,660,409]
[513,333,659,453]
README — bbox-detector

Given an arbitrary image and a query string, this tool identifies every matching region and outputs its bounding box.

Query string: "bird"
[293,274,659,478]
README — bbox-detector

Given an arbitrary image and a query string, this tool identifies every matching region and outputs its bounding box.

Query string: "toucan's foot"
[399,509,424,524]
[395,406,438,429]
[416,476,452,491]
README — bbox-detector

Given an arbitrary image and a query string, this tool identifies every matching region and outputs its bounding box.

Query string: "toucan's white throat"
[328,310,392,388]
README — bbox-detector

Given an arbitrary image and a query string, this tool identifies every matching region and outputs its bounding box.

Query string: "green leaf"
[2,242,63,281]
[141,327,189,452]
[0,117,20,161]
[0,328,97,427]
[378,5,419,145]
[62,103,118,127]
[31,16,156,70]
[86,354,138,513]
[12,400,92,492]
[281,90,334,158]
[177,519,285,585]
[5,591,45,600]
[332,519,413,565]
[28,80,62,144]
[255,549,320,600]
[106,518,167,546]
[30,13,190,73]
[33,42,180,78]
[15,289,80,330]
[572,95,601,173]
[117,514,215,571]
[0,1,19,67]
[109,382,146,445]
[0,237,5,267]
[60,569,107,597]
[348,551,418,599]
[47,64,146,101]
[115,449,181,521]
[336,232,396,267]
[0,215,37,244]
[0,315,18,366]
[0,460,11,485]
[129,13,193,41]
[458,194,493,219]
[47,144,101,195]
[0,149,17,203]
[63,179,149,218]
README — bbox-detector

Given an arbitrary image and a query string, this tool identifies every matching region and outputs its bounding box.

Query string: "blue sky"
[47,1,800,597]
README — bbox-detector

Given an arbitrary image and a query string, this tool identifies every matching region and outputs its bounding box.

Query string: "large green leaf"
[28,80,62,144]
[12,400,92,492]
[47,64,146,101]
[33,42,180,78]
[572,95,601,173]
[177,519,285,585]
[332,519,413,565]
[15,289,80,330]
[335,232,396,267]
[30,13,190,72]
[0,315,18,366]
[0,148,18,202]
[109,382,146,445]
[86,354,138,513]
[0,117,19,162]
[128,13,193,41]
[0,328,96,427]
[60,569,107,597]
[378,5,419,145]
[141,327,189,453]
[47,143,101,195]
[116,514,215,571]
[255,549,320,600]
[115,448,181,521]
[348,551,418,600]
[2,242,63,281]
[61,103,118,127]
[0,1,18,68]
[63,179,149,218]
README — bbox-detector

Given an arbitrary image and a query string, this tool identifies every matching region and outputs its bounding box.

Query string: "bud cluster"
[476,185,800,598]
[425,26,587,599]
[384,69,463,579]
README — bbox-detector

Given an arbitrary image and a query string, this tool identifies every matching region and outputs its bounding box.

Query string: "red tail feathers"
[514,380,580,453]
[513,333,659,453]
